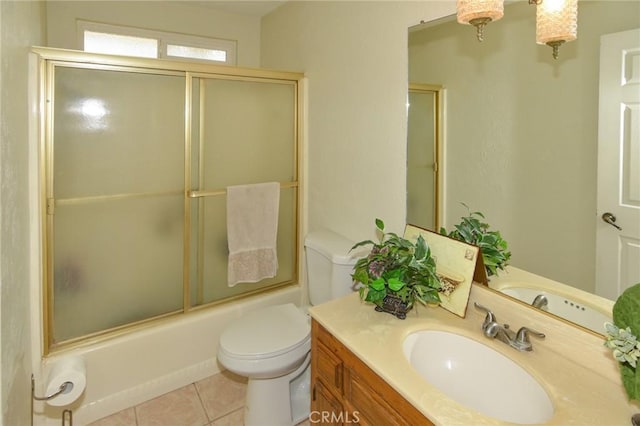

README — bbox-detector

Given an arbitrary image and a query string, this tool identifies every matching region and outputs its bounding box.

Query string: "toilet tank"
[305,229,363,306]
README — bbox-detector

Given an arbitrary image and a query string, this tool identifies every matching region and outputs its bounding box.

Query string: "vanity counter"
[309,286,635,425]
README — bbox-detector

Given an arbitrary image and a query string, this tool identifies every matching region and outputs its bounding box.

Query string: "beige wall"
[409,1,640,293]
[13,1,628,422]
[0,1,46,425]
[261,1,456,244]
[46,1,262,67]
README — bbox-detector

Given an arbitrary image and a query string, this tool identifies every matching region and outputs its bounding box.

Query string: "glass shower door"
[189,76,298,306]
[407,85,441,231]
[42,51,302,351]
[49,65,186,345]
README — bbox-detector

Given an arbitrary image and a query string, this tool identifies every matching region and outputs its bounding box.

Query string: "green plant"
[605,323,639,368]
[351,219,441,309]
[440,204,511,277]
[606,283,640,401]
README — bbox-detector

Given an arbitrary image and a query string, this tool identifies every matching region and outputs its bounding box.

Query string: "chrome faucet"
[531,294,549,310]
[474,303,545,351]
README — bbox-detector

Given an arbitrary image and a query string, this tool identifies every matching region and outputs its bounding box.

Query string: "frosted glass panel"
[53,66,185,199]
[84,31,158,58]
[167,44,226,62]
[197,78,296,188]
[191,188,296,306]
[52,195,183,343]
[407,91,436,230]
[45,59,299,349]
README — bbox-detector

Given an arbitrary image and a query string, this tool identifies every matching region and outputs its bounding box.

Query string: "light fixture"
[458,0,578,60]
[536,0,578,59]
[456,0,505,42]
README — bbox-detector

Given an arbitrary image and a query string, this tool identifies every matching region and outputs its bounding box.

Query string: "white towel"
[226,182,280,287]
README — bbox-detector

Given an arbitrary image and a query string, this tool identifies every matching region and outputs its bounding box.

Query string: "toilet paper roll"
[45,357,86,407]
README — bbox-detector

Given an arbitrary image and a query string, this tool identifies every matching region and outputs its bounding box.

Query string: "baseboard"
[37,358,222,426]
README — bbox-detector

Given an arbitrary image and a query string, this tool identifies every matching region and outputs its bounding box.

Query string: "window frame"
[77,20,237,66]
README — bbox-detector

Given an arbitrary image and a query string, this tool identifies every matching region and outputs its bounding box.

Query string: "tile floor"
[88,371,310,426]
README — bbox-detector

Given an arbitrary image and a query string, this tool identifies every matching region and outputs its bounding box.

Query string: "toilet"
[217,229,359,426]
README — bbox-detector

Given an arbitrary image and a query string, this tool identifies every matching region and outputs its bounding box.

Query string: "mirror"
[408,1,639,333]
[407,84,442,231]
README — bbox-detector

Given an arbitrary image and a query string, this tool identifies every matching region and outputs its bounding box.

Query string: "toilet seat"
[219,303,310,361]
[214,230,357,425]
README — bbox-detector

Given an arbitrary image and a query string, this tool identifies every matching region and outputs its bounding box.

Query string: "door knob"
[602,212,622,230]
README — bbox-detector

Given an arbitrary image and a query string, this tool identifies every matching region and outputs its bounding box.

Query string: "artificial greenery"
[440,204,511,277]
[607,283,640,401]
[351,219,441,310]
[605,323,640,368]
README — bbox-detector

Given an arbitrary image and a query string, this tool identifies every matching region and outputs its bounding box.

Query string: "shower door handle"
[602,212,622,231]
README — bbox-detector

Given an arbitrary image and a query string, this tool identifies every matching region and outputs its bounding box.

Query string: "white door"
[596,28,640,300]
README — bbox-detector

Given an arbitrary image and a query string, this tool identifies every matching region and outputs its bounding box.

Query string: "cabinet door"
[312,381,344,426]
[312,320,434,426]
[346,369,407,426]
[316,341,344,397]
[345,365,434,426]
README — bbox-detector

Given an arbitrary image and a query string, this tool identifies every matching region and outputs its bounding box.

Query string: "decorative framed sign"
[404,224,487,317]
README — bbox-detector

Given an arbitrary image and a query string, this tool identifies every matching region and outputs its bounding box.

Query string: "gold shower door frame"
[407,83,443,232]
[36,47,303,354]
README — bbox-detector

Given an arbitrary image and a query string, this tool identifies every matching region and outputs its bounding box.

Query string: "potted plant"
[351,219,441,319]
[440,204,511,277]
[604,283,640,424]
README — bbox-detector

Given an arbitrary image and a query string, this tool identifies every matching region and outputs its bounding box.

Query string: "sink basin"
[487,266,614,334]
[499,287,611,334]
[403,330,554,424]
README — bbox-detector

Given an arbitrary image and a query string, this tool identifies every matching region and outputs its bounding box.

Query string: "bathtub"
[33,286,302,426]
[488,267,613,334]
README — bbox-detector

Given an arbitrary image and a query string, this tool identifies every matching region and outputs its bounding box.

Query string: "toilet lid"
[220,303,310,359]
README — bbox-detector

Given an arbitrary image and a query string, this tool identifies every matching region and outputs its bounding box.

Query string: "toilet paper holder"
[31,374,73,402]
[31,375,74,426]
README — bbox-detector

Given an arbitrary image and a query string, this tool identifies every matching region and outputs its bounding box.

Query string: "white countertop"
[309,286,636,426]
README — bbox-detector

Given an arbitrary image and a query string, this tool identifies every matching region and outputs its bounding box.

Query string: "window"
[78,21,236,66]
[84,31,158,58]
[166,44,227,62]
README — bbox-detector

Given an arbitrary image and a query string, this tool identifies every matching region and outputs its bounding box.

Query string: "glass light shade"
[457,0,504,25]
[536,0,578,45]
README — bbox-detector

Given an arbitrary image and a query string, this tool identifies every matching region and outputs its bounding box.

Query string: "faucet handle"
[473,302,496,327]
[513,326,545,351]
[482,320,502,338]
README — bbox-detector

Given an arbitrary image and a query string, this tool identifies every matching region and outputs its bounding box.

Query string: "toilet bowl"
[218,303,311,425]
[217,230,360,426]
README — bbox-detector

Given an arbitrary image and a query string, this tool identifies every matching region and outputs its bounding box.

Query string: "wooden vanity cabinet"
[311,319,434,426]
